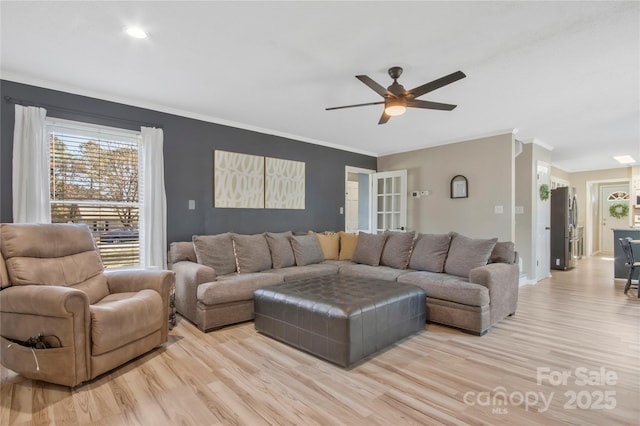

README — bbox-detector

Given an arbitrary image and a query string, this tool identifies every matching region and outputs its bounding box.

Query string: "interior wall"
[514,142,552,282]
[569,167,632,254]
[0,80,377,243]
[377,132,514,242]
[571,167,631,227]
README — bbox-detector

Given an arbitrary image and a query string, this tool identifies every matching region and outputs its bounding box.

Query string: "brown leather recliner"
[0,223,175,387]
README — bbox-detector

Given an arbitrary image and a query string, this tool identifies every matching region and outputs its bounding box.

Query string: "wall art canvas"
[265,157,305,209]
[214,150,264,208]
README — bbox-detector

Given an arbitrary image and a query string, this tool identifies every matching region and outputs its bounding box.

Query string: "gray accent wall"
[0,80,376,243]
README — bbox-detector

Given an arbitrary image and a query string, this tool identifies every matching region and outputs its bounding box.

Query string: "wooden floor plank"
[1,256,639,425]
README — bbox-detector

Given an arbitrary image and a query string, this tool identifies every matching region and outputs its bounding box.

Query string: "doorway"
[344,167,375,233]
[586,179,631,256]
[599,183,630,255]
[536,162,551,281]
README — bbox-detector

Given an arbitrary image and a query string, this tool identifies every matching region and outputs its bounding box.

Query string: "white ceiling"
[1,1,638,172]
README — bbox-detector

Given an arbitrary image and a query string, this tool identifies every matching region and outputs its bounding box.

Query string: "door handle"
[545,227,550,230]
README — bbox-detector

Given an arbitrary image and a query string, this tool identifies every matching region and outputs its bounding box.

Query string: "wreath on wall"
[609,202,629,219]
[539,184,550,201]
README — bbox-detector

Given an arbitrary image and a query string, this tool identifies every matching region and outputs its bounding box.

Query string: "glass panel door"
[372,170,407,234]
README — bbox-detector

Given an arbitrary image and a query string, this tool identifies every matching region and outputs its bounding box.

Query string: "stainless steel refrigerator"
[550,186,578,270]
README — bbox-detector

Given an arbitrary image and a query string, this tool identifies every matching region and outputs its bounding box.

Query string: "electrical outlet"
[494,205,504,214]
[339,207,344,214]
[188,200,195,210]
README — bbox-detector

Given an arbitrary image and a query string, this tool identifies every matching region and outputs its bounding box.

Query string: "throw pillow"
[291,234,324,266]
[232,233,272,273]
[408,233,452,273]
[490,241,516,264]
[351,232,388,266]
[338,231,358,260]
[169,241,197,264]
[313,232,340,260]
[380,230,416,269]
[192,233,237,275]
[265,231,295,268]
[444,232,498,278]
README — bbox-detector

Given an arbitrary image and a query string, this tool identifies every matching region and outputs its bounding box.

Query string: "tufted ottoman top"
[256,275,424,315]
[254,275,426,367]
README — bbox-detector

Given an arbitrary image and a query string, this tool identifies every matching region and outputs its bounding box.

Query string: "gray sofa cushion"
[265,262,339,281]
[408,233,452,273]
[192,233,237,275]
[444,233,497,278]
[233,233,273,273]
[380,231,415,269]
[490,241,516,264]
[398,271,489,307]
[265,231,295,269]
[351,232,387,266]
[291,234,324,266]
[200,273,284,305]
[339,264,410,281]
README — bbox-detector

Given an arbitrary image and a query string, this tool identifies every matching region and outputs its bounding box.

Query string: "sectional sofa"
[169,230,519,335]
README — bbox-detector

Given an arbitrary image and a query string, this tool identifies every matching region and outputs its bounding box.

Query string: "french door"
[372,170,407,233]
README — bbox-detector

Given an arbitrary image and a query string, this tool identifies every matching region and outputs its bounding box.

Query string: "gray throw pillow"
[232,233,272,273]
[291,234,324,266]
[380,231,415,269]
[192,233,237,275]
[490,241,516,264]
[444,232,498,277]
[408,233,452,273]
[265,231,295,268]
[351,232,387,266]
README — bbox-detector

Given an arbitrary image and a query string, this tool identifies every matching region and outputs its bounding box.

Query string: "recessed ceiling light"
[125,26,147,39]
[613,155,636,164]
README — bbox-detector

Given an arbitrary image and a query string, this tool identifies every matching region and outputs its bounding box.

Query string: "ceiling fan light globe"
[385,101,406,116]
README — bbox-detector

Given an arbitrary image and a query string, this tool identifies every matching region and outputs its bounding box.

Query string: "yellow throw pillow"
[338,231,358,260]
[313,232,340,260]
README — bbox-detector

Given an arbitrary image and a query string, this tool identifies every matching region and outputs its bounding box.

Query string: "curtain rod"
[3,96,163,129]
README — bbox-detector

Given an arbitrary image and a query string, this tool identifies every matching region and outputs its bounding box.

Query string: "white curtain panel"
[141,126,167,269]
[12,105,51,223]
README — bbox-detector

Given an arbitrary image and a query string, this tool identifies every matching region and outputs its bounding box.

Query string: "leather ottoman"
[254,275,426,367]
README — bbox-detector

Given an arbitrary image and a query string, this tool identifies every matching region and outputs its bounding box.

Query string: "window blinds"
[47,118,142,268]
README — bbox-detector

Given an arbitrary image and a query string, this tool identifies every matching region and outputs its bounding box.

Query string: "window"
[48,119,143,268]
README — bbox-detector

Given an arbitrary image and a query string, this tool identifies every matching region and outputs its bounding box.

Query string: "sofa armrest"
[469,262,519,322]
[170,261,216,325]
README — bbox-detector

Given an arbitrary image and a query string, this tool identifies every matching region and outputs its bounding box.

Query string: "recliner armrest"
[104,269,175,341]
[0,285,89,317]
[105,269,175,297]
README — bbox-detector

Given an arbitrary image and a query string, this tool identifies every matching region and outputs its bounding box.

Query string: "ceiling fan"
[326,67,466,124]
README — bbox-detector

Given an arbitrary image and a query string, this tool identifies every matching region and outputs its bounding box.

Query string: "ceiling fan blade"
[356,75,394,98]
[326,101,384,111]
[406,71,466,99]
[378,111,391,125]
[405,99,457,111]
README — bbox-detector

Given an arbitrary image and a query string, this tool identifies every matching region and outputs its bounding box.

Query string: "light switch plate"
[188,200,195,210]
[494,205,504,214]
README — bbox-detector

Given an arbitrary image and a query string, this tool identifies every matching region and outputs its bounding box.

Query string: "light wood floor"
[2,256,639,425]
